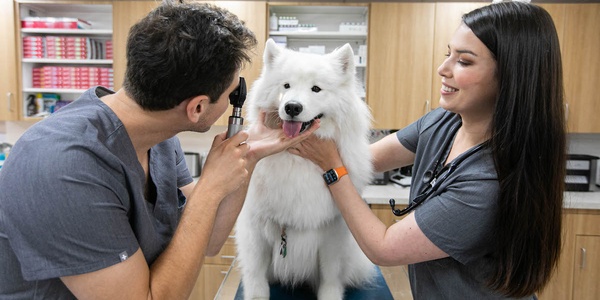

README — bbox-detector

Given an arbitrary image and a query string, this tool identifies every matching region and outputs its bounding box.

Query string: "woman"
[291,2,565,298]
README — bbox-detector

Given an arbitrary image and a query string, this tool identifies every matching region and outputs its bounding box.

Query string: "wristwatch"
[323,166,348,186]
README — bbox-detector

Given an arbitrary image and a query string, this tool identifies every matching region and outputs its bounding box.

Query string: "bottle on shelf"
[35,93,44,115]
[26,94,37,117]
[270,13,278,31]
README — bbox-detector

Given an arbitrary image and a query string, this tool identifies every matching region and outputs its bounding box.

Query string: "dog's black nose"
[284,102,303,117]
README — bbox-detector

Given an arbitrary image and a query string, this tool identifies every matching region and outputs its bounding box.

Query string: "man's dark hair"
[123,1,257,110]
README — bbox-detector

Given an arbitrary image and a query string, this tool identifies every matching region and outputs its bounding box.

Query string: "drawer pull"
[220,271,228,275]
[580,247,586,269]
[6,92,12,112]
[221,255,235,260]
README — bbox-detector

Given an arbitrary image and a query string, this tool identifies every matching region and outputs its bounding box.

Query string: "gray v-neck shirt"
[0,87,193,299]
[397,109,531,299]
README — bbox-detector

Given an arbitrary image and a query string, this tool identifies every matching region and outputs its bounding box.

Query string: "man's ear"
[185,95,210,123]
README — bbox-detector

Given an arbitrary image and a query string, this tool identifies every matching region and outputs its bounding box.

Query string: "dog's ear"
[330,43,355,76]
[263,39,282,70]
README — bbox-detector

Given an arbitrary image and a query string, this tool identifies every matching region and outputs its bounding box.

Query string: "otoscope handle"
[226,116,244,138]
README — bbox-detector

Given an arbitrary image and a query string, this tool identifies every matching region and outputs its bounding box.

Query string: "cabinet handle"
[580,247,586,269]
[6,92,12,112]
[220,255,235,260]
[220,271,228,275]
[565,103,569,123]
[425,100,431,113]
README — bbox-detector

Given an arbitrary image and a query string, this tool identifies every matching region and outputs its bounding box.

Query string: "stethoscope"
[389,131,487,216]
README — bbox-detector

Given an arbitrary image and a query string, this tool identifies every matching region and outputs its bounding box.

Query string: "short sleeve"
[172,137,193,187]
[396,108,448,153]
[2,145,140,281]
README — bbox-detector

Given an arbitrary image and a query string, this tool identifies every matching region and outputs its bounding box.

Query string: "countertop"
[362,183,600,210]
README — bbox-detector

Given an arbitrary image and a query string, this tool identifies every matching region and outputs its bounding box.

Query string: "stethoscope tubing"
[390,142,486,216]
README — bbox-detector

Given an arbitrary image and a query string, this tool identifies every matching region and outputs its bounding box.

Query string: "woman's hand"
[245,110,320,165]
[288,135,343,172]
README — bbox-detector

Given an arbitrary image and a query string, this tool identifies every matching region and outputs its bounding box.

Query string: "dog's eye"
[283,83,290,89]
[311,86,321,93]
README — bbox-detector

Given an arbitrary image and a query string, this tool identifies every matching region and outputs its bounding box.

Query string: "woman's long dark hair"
[463,2,566,297]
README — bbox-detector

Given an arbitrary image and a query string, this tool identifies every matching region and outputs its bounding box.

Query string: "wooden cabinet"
[572,235,600,299]
[367,3,435,130]
[0,0,20,121]
[371,203,407,228]
[538,209,600,300]
[112,1,266,127]
[189,233,237,300]
[368,2,600,133]
[212,1,266,126]
[561,4,600,133]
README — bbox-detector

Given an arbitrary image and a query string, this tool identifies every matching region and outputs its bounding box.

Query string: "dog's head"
[247,39,368,139]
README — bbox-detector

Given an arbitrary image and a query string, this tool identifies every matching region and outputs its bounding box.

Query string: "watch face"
[323,169,338,185]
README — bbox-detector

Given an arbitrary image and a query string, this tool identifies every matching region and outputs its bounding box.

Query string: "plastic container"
[269,13,278,31]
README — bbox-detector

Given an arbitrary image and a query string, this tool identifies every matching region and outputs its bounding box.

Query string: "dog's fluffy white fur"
[235,39,375,300]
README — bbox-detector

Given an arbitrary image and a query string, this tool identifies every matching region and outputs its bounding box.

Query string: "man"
[0,2,317,298]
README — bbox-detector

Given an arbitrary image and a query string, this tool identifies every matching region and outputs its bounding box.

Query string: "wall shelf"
[269,31,366,39]
[22,58,113,64]
[18,2,113,118]
[21,28,112,35]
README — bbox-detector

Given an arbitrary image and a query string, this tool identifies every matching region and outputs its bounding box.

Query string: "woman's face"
[437,23,498,119]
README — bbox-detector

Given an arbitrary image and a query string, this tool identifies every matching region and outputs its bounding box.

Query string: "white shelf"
[22,58,113,64]
[269,31,366,39]
[23,88,87,94]
[21,28,112,35]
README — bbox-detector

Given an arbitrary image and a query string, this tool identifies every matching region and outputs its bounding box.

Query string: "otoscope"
[226,77,247,139]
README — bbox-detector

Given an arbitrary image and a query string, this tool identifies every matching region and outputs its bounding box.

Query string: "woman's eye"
[311,86,321,93]
[458,60,471,66]
[283,83,290,89]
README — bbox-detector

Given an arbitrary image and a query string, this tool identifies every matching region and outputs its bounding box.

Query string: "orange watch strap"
[335,166,348,179]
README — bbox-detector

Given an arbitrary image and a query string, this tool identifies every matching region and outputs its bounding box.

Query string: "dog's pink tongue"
[283,121,303,138]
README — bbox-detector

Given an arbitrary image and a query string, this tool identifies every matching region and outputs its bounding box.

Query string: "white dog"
[235,39,375,300]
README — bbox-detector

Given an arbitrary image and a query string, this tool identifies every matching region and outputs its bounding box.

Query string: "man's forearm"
[147,185,224,299]
[206,163,255,255]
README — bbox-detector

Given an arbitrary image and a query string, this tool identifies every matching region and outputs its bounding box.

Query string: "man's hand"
[245,110,320,164]
[198,130,250,199]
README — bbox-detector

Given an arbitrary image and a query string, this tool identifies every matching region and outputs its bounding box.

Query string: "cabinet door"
[562,4,600,133]
[371,204,407,228]
[368,3,434,130]
[211,1,266,126]
[0,0,19,121]
[572,235,600,299]
[203,264,230,300]
[189,267,207,300]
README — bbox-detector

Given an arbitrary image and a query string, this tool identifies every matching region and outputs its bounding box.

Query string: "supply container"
[565,154,599,191]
